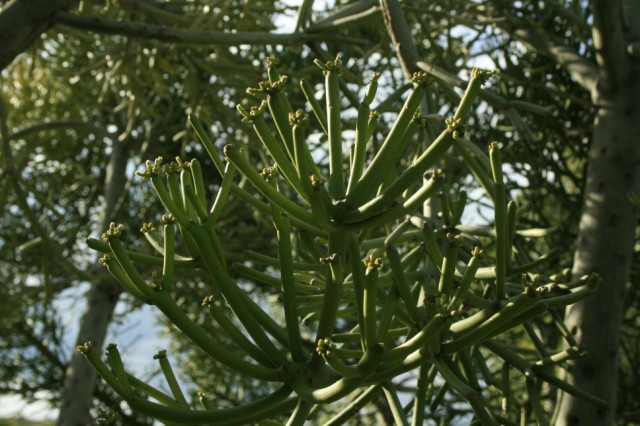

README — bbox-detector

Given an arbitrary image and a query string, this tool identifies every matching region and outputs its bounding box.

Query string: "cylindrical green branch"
[271,204,306,363]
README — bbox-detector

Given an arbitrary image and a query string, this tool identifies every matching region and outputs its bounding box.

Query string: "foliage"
[79,56,604,424]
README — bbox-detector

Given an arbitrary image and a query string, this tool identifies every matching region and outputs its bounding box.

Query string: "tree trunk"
[555,78,640,425]
[57,141,128,426]
[0,0,79,70]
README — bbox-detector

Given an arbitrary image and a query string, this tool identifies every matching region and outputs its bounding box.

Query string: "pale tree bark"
[0,0,79,70]
[57,141,128,426]
[555,1,640,424]
[493,3,640,422]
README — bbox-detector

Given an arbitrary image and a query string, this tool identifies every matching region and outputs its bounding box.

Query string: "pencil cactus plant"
[83,56,604,425]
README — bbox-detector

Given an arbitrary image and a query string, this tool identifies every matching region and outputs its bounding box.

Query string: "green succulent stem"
[324,385,383,426]
[188,114,226,175]
[204,297,275,367]
[347,234,367,351]
[181,168,205,222]
[449,248,482,310]
[101,255,152,302]
[126,386,295,424]
[108,239,156,300]
[127,374,184,408]
[310,231,348,369]
[250,114,308,202]
[383,383,410,426]
[271,204,306,363]
[185,224,286,364]
[326,67,345,199]
[435,356,498,425]
[79,343,131,398]
[382,314,450,362]
[411,364,429,426]
[300,78,328,133]
[386,245,420,325]
[267,93,296,159]
[363,266,379,350]
[209,161,236,222]
[105,344,134,399]
[346,102,371,195]
[294,346,382,404]
[153,290,280,381]
[347,86,425,207]
[189,159,208,208]
[454,138,495,201]
[490,143,508,300]
[343,169,444,227]
[155,352,189,407]
[223,144,316,226]
[438,235,460,298]
[162,223,175,292]
[150,176,189,225]
[443,293,539,353]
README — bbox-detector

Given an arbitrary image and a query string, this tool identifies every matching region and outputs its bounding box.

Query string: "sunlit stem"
[363,266,379,350]
[438,234,460,299]
[180,168,200,222]
[127,386,295,424]
[150,176,189,225]
[382,314,449,362]
[326,67,345,199]
[490,142,507,300]
[449,247,483,311]
[300,78,328,133]
[292,123,333,229]
[506,200,518,271]
[454,137,495,201]
[189,159,208,208]
[250,113,308,202]
[209,161,236,222]
[501,362,511,415]
[267,92,296,159]
[346,170,444,227]
[443,293,538,353]
[377,283,399,342]
[347,83,425,207]
[294,346,382,403]
[102,256,151,302]
[162,223,175,292]
[349,70,488,212]
[346,102,371,195]
[188,114,225,175]
[108,239,155,300]
[223,144,316,226]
